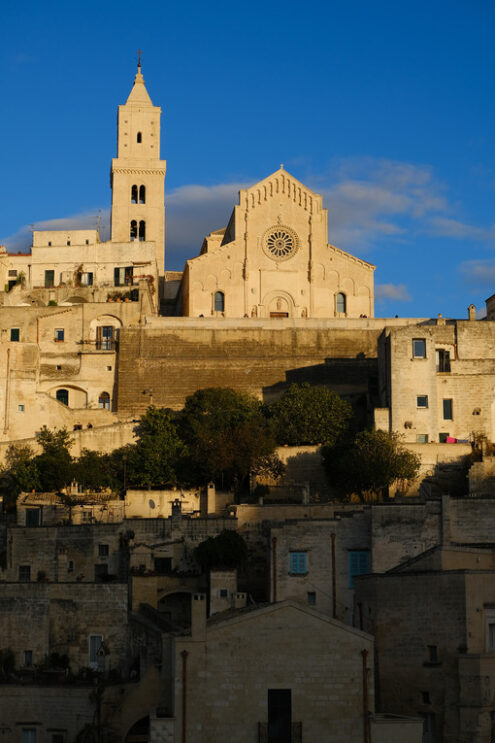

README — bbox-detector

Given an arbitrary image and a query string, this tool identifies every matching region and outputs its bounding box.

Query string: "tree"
[269,383,353,446]
[35,426,74,492]
[178,388,277,493]
[324,429,421,501]
[194,530,248,571]
[131,406,186,487]
[73,449,116,492]
[3,444,40,495]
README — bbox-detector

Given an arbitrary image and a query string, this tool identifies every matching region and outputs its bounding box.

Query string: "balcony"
[258,722,302,743]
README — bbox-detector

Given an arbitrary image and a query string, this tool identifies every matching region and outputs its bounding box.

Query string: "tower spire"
[126,51,152,105]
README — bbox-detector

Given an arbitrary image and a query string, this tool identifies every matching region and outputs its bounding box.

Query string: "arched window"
[130,220,138,241]
[98,392,111,410]
[137,132,142,143]
[336,292,346,314]
[131,185,138,204]
[56,389,69,406]
[214,291,225,312]
[139,220,146,241]
[139,185,146,204]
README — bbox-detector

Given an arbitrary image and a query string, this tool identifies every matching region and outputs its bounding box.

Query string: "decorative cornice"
[112,167,167,176]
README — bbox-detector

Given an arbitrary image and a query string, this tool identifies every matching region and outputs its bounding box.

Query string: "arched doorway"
[125,716,149,743]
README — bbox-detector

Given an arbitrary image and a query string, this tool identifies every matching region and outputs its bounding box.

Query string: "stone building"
[355,545,495,743]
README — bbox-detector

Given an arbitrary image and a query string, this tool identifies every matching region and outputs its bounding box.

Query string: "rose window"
[263,227,299,261]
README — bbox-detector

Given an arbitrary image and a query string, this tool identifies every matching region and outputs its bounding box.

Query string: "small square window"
[54,328,64,342]
[417,395,428,408]
[439,433,449,443]
[24,650,33,667]
[18,404,25,412]
[98,544,109,557]
[107,366,112,371]
[10,328,20,342]
[289,552,307,574]
[413,338,426,358]
[48,241,52,246]
[51,734,66,743]
[56,365,62,370]
[220,589,228,598]
[307,591,316,605]
[19,565,31,581]
[8,270,17,277]
[443,399,453,420]
[66,240,71,246]
[85,239,89,245]
[416,434,429,443]
[421,691,430,705]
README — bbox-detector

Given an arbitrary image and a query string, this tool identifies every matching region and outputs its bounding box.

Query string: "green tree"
[35,426,74,492]
[324,429,420,501]
[194,529,248,571]
[73,449,116,492]
[178,388,277,493]
[3,444,40,494]
[269,383,353,446]
[130,406,185,487]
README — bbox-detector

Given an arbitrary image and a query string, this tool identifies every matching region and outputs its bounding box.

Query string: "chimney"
[171,498,182,525]
[234,592,247,609]
[468,304,476,321]
[191,593,206,640]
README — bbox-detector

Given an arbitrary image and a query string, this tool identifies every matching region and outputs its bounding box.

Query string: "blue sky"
[2,0,495,318]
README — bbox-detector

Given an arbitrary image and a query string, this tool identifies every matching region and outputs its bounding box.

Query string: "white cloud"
[1,209,110,253]
[426,216,495,242]
[375,283,412,302]
[459,259,495,286]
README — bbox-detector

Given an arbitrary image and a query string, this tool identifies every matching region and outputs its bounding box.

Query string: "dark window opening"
[336,292,346,314]
[45,270,55,288]
[96,326,115,351]
[154,557,172,574]
[137,132,142,143]
[26,508,41,527]
[427,645,438,663]
[413,338,426,358]
[19,565,31,581]
[130,220,138,241]
[139,185,146,204]
[436,348,451,372]
[307,591,316,605]
[10,328,20,342]
[94,563,108,582]
[443,399,453,420]
[56,389,69,406]
[24,650,33,667]
[214,291,225,312]
[417,395,428,408]
[439,433,449,443]
[131,184,138,204]
[98,544,109,557]
[114,266,133,287]
[139,220,146,241]
[98,391,111,410]
[267,689,292,743]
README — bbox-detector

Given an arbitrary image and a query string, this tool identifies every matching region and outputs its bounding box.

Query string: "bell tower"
[110,61,166,274]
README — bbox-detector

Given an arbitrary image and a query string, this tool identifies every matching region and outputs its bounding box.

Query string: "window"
[24,650,33,667]
[307,591,316,605]
[51,735,66,743]
[56,389,69,406]
[336,292,346,314]
[68,560,74,573]
[220,589,228,598]
[8,270,17,277]
[436,348,451,373]
[66,240,71,246]
[139,220,146,241]
[413,338,426,358]
[114,266,133,286]
[154,557,172,574]
[98,544,109,557]
[422,691,431,705]
[25,508,41,527]
[131,184,138,203]
[18,404,25,412]
[96,326,115,350]
[137,131,142,143]
[422,713,436,743]
[439,433,449,443]
[94,563,108,582]
[106,366,112,371]
[214,291,225,312]
[98,392,111,410]
[139,185,146,204]
[443,399,453,420]
[85,239,89,245]
[130,220,138,241]
[416,433,429,443]
[22,730,37,743]
[348,550,370,588]
[79,272,93,286]
[289,552,307,574]
[45,270,55,288]
[488,622,495,651]
[89,634,103,668]
[19,565,31,581]
[268,689,291,742]
[427,645,439,663]
[10,328,19,342]
[417,395,428,408]
[54,328,64,342]
[48,241,52,246]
